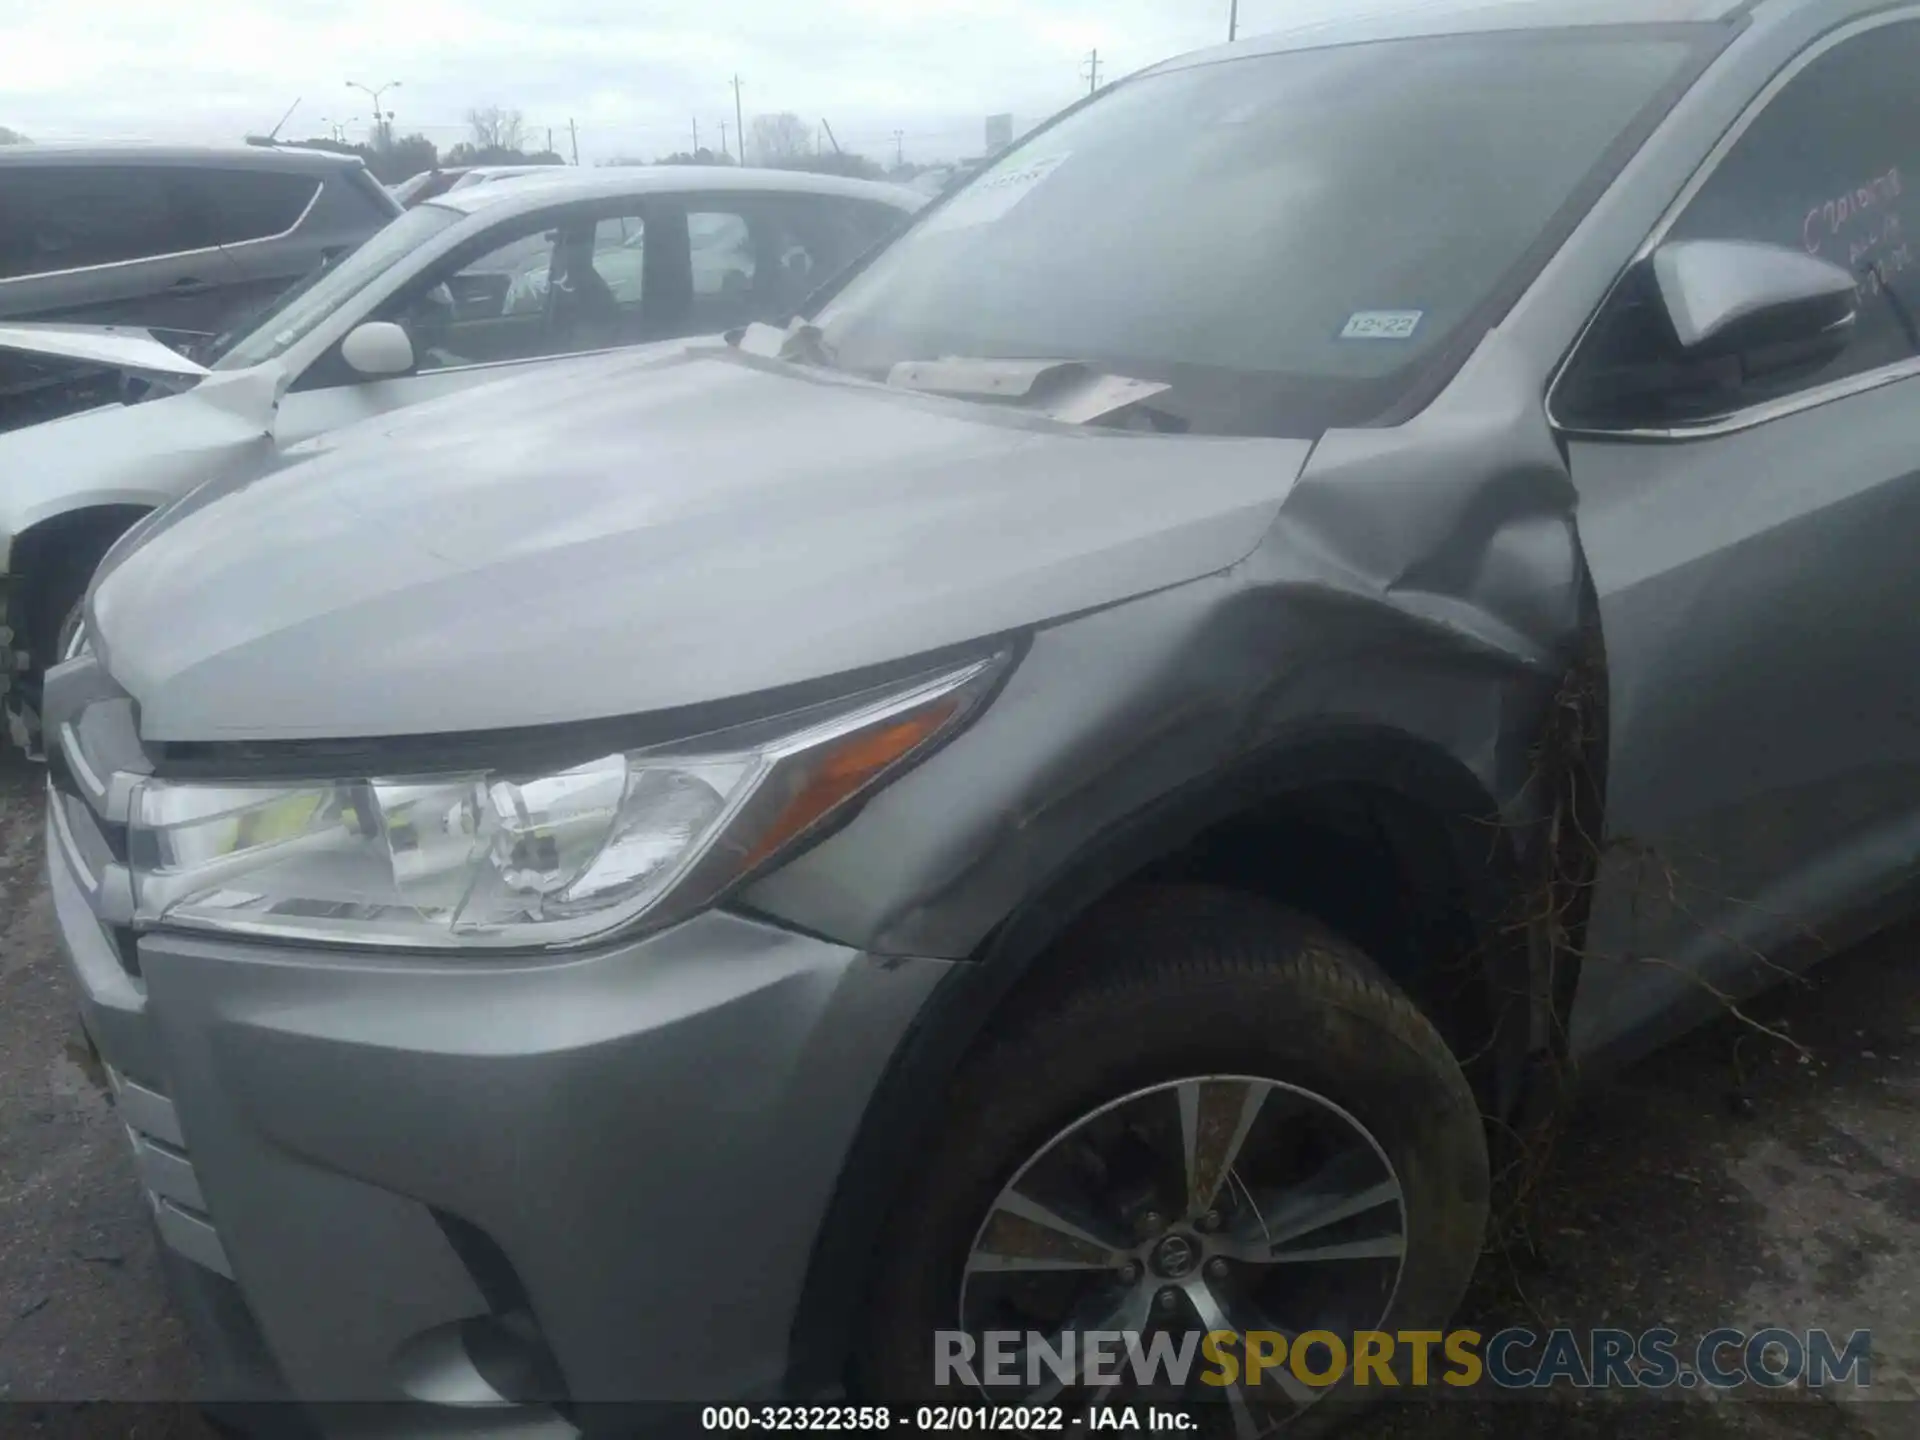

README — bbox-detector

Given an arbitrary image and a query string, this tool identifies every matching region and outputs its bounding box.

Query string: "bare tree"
[750,112,811,165]
[465,105,526,154]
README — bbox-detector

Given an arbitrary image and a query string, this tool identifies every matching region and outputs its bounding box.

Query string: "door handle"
[168,277,214,296]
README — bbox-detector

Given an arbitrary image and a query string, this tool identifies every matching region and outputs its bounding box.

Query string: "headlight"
[129,656,1004,950]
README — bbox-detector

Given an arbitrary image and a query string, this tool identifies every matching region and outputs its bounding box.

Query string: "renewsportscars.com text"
[936,1326,1873,1392]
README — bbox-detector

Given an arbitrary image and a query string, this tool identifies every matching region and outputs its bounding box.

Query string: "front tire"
[856,885,1489,1434]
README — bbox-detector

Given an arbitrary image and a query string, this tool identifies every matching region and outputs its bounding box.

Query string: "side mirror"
[1652,238,1858,370]
[1557,240,1860,430]
[340,321,416,378]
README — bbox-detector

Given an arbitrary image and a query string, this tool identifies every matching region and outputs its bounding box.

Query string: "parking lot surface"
[1,749,1915,1438]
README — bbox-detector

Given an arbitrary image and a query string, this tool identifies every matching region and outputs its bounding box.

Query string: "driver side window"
[1662,21,1920,385]
[1559,21,1920,430]
[362,207,653,377]
[392,223,564,374]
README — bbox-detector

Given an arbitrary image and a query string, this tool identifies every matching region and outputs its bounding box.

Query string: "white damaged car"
[0,166,919,752]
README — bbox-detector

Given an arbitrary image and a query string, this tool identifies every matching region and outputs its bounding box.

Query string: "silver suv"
[44,0,1920,1432]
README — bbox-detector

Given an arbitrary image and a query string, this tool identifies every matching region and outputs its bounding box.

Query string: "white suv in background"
[0,166,922,754]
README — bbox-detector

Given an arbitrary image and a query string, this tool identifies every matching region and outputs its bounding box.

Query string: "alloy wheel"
[958,1075,1408,1436]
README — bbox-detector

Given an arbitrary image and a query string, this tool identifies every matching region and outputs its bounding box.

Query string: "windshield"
[209,202,465,370]
[812,28,1705,437]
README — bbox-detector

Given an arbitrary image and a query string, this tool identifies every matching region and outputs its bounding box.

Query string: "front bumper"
[49,806,950,1430]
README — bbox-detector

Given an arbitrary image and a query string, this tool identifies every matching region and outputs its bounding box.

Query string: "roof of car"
[452,165,561,180]
[427,165,926,215]
[0,141,369,171]
[1149,0,1754,73]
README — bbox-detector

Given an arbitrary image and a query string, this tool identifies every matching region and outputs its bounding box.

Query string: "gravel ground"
[1,748,1916,1438]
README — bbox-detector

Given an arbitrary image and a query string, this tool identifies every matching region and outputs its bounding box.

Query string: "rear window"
[0,163,327,279]
[812,27,1711,437]
[179,169,321,245]
[0,165,194,277]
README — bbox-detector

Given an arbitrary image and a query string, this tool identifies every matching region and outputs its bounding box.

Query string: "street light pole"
[732,76,746,166]
[345,79,402,148]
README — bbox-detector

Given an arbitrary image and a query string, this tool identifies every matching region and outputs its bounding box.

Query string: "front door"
[1562,14,1920,1059]
[275,201,659,445]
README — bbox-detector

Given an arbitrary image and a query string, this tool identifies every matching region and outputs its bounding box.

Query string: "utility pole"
[547,125,554,155]
[1082,49,1103,95]
[569,118,580,165]
[720,120,731,162]
[693,116,700,155]
[892,129,905,167]
[345,79,401,149]
[731,76,746,165]
[1229,0,1239,41]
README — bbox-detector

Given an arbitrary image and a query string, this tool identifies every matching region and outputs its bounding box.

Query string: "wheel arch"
[7,501,154,667]
[784,721,1548,1399]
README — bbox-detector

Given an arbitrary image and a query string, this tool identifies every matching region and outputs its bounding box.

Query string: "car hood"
[0,323,211,380]
[94,346,1313,741]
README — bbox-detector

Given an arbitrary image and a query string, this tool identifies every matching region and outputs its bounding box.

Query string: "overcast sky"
[0,0,1438,166]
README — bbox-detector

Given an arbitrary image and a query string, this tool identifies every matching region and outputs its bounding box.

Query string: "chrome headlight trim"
[126,652,1008,953]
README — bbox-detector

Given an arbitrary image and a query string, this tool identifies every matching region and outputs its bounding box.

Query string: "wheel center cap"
[1151,1232,1199,1278]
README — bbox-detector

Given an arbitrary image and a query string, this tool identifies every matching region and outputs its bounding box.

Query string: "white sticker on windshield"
[1339,310,1424,340]
[919,153,1070,235]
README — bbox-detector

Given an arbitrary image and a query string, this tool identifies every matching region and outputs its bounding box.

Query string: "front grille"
[49,728,129,861]
[49,691,146,976]
[109,1065,233,1279]
[55,673,236,1282]
[108,923,141,977]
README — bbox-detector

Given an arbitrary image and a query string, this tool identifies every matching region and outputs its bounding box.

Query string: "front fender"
[745,331,1600,971]
[0,370,279,573]
[760,330,1608,1399]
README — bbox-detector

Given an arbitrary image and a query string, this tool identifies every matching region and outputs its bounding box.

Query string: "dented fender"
[744,332,1602,1048]
[0,365,281,572]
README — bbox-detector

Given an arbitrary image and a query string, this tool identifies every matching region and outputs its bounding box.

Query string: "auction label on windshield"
[1339,309,1424,340]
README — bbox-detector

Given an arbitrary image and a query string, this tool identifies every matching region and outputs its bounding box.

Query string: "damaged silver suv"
[43,0,1920,1432]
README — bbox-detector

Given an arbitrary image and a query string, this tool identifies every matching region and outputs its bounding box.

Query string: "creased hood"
[94,346,1311,741]
[0,322,211,380]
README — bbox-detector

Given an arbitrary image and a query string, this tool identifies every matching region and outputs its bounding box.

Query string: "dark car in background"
[0,144,400,430]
